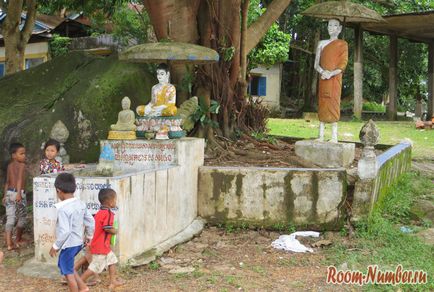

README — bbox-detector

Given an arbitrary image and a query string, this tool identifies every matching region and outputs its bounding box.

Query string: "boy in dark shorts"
[2,143,27,250]
[81,188,124,289]
[49,173,94,292]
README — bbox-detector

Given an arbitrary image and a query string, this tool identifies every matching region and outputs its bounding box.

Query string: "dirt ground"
[0,226,352,292]
[204,135,379,168]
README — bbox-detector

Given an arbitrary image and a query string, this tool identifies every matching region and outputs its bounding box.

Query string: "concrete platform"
[294,140,355,168]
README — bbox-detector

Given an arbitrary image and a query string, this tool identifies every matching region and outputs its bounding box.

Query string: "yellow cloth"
[155,84,177,116]
[318,39,348,123]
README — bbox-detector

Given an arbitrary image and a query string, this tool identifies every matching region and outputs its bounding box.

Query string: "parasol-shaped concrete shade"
[119,42,220,64]
[301,1,385,23]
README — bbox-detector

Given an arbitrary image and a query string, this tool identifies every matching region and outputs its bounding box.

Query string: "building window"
[25,58,45,69]
[248,75,267,96]
[0,62,4,77]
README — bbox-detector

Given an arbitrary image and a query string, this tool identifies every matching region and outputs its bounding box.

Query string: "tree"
[142,0,292,138]
[247,0,291,71]
[0,0,37,75]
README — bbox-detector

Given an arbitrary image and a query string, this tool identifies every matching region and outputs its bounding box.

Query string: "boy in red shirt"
[81,188,123,289]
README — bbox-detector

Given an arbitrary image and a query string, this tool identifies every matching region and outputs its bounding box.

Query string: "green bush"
[362,101,385,112]
[49,34,71,58]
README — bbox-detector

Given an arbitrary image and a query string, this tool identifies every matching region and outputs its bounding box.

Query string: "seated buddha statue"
[136,63,177,117]
[110,96,136,131]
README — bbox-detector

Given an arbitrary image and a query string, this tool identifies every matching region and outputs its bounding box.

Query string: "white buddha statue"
[111,96,136,131]
[137,63,177,117]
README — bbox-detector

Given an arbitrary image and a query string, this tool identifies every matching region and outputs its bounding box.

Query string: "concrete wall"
[250,64,282,110]
[33,138,204,265]
[352,142,412,220]
[198,166,347,230]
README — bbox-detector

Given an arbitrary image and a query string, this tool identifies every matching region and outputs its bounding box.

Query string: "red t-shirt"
[90,208,114,255]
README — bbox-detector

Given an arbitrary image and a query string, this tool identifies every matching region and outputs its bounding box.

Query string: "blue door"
[258,76,267,96]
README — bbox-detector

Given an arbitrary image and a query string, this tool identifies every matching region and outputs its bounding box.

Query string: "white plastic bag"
[271,231,320,253]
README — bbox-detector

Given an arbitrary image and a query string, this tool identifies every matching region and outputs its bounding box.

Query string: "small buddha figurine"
[137,63,177,117]
[108,96,137,140]
[111,96,136,131]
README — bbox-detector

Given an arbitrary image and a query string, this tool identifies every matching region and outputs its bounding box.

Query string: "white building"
[248,64,282,110]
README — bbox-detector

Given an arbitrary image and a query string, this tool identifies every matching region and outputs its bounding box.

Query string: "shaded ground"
[1,227,348,292]
[204,135,379,168]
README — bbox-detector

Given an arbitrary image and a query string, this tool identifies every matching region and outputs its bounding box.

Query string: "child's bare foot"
[7,245,16,251]
[109,278,125,289]
[16,239,28,246]
[0,251,4,264]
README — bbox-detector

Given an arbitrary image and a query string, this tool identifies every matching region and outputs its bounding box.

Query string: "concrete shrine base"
[19,138,205,277]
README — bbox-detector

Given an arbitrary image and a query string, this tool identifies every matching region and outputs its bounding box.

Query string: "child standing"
[81,188,123,289]
[49,173,94,292]
[40,139,65,174]
[2,143,27,250]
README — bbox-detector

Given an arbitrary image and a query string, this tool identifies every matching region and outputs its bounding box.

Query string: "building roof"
[361,11,434,43]
[0,11,51,38]
[0,11,91,41]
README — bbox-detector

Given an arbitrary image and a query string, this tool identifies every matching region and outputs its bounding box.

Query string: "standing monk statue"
[314,19,348,143]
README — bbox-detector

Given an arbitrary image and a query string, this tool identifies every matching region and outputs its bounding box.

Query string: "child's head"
[44,139,60,160]
[54,173,76,199]
[9,142,26,163]
[98,188,117,208]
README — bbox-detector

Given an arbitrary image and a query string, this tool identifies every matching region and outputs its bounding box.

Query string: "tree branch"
[245,0,291,54]
[4,0,24,33]
[20,0,37,45]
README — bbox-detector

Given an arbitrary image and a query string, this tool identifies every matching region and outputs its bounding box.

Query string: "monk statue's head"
[121,96,131,110]
[156,63,170,84]
[327,19,342,38]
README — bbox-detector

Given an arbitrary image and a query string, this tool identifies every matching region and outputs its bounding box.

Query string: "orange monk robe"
[318,39,348,123]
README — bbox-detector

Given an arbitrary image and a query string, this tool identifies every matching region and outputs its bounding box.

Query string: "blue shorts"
[58,245,82,275]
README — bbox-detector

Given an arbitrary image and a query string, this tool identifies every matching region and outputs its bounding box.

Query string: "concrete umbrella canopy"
[118,41,220,64]
[301,0,385,24]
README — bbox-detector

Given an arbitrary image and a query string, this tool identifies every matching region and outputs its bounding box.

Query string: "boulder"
[0,52,154,173]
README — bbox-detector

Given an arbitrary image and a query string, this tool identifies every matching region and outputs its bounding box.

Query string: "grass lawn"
[326,172,434,291]
[268,119,434,159]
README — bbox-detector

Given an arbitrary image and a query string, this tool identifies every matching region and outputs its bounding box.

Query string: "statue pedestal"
[294,140,355,168]
[136,116,183,139]
[108,131,137,140]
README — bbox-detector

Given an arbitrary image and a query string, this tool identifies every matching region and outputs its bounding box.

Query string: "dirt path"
[1,227,351,292]
[412,159,434,176]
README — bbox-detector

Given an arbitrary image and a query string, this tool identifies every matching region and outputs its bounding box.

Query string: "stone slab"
[128,217,205,266]
[17,259,59,280]
[294,140,355,168]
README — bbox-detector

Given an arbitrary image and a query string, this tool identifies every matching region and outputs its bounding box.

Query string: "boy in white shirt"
[49,173,94,292]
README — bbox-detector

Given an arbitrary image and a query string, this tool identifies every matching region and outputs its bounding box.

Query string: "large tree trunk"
[143,0,292,137]
[2,0,37,75]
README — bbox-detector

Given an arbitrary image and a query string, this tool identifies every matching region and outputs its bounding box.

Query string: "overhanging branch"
[245,0,291,54]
